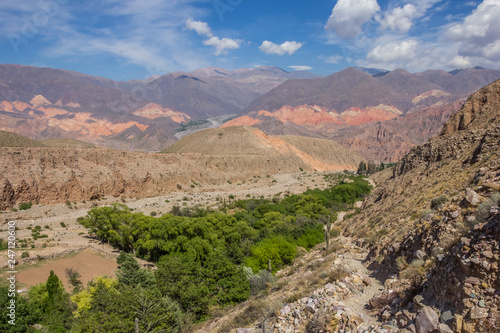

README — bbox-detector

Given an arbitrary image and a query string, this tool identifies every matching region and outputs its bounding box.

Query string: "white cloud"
[185,18,213,37]
[367,39,419,63]
[289,65,312,71]
[322,55,343,64]
[377,4,417,32]
[259,41,303,55]
[446,0,500,61]
[377,0,442,33]
[325,0,380,39]
[203,36,242,56]
[184,18,242,56]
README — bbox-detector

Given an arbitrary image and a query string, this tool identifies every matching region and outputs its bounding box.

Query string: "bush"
[295,246,308,258]
[430,195,448,210]
[60,222,66,228]
[245,269,275,295]
[399,259,426,284]
[19,202,33,210]
[246,236,297,273]
[150,211,157,217]
[476,192,500,223]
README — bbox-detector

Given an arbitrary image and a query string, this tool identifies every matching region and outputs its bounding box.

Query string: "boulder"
[438,323,453,333]
[415,306,439,333]
[465,189,480,206]
[469,306,488,319]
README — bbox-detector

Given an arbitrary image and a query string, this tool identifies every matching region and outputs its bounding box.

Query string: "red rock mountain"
[224,67,500,162]
[0,64,317,150]
[2,64,500,158]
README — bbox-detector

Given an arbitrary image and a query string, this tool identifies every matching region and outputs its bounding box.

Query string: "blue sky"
[1,0,499,81]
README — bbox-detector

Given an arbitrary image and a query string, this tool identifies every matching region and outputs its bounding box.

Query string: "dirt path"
[337,237,384,327]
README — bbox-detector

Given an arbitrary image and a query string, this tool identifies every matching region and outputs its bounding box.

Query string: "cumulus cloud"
[446,0,500,61]
[185,18,213,37]
[203,36,241,56]
[259,41,303,55]
[289,65,312,71]
[184,18,241,56]
[367,39,419,63]
[325,0,380,39]
[377,0,442,33]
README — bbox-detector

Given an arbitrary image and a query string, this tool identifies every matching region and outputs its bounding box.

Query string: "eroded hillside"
[0,126,363,210]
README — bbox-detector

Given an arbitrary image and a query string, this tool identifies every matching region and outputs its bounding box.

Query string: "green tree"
[357,161,367,175]
[0,287,39,332]
[156,252,249,320]
[116,253,155,289]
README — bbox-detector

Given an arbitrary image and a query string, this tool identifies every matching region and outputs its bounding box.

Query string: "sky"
[1,0,499,81]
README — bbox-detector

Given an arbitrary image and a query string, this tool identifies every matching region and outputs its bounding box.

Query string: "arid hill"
[337,79,500,332]
[38,138,96,148]
[0,127,362,210]
[162,125,363,171]
[0,130,47,147]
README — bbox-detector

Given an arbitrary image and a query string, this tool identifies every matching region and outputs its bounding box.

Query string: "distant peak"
[256,66,289,73]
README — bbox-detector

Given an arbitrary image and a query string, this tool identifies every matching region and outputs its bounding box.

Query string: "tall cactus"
[324,215,331,251]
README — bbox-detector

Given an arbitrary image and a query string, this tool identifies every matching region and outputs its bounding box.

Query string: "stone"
[478,300,486,308]
[305,301,316,313]
[469,307,488,319]
[440,311,453,324]
[381,310,391,321]
[415,306,439,333]
[483,250,494,259]
[490,205,500,214]
[453,314,463,332]
[431,247,444,256]
[464,276,480,285]
[413,295,425,308]
[236,329,251,333]
[438,323,454,333]
[465,189,481,206]
[407,323,417,333]
[280,305,291,316]
[415,250,426,260]
[463,322,477,333]
[324,283,336,290]
[352,274,363,285]
[465,215,476,223]
[450,210,460,219]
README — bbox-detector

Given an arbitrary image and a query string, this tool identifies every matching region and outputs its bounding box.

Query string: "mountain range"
[224,66,500,161]
[1,64,500,159]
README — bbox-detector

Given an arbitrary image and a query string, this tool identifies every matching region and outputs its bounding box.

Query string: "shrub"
[400,259,426,283]
[150,211,157,217]
[476,192,500,223]
[246,236,297,273]
[430,195,448,210]
[60,222,66,228]
[19,202,33,210]
[21,251,30,258]
[245,269,275,295]
[396,256,408,271]
[295,246,308,258]
[323,265,349,284]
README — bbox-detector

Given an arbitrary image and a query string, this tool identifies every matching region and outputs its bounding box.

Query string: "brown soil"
[14,248,118,291]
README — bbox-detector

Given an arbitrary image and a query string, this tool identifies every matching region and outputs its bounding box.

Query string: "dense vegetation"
[1,175,371,332]
[176,119,210,132]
